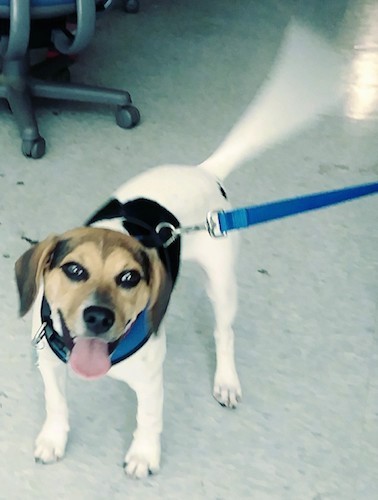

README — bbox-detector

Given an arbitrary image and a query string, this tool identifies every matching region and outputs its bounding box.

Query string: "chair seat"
[0,0,76,7]
[0,0,75,4]
[0,0,77,18]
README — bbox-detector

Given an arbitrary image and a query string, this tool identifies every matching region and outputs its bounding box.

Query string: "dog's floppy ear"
[15,235,59,316]
[145,248,174,333]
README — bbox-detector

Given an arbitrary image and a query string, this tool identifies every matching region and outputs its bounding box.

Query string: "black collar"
[41,298,71,363]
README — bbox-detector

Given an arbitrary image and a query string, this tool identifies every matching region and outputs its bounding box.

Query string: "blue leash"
[158,181,378,245]
[207,181,378,237]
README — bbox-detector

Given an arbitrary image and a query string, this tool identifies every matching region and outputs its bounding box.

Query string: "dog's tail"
[199,22,345,181]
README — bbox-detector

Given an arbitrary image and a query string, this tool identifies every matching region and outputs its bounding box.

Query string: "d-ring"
[31,322,47,349]
[155,222,180,248]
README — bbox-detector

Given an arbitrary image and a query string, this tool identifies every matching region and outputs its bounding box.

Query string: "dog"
[15,158,242,479]
[14,19,344,479]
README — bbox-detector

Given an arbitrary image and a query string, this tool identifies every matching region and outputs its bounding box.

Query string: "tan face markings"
[43,228,152,341]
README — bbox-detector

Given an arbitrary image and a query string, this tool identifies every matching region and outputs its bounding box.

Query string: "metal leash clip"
[156,210,228,248]
[206,210,227,238]
[31,322,47,350]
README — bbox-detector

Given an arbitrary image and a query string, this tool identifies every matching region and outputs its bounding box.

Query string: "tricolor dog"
[14,21,344,479]
[15,159,242,479]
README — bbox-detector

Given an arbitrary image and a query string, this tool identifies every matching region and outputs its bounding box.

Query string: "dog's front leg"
[110,331,166,479]
[34,345,69,464]
[124,369,163,479]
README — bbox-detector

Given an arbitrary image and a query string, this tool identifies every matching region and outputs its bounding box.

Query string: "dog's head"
[15,227,172,377]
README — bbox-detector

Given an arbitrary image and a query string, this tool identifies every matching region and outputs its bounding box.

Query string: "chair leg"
[30,79,140,129]
[3,59,46,158]
[31,79,131,105]
[7,86,39,140]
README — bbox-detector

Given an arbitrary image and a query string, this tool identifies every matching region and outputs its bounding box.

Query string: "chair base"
[0,55,140,159]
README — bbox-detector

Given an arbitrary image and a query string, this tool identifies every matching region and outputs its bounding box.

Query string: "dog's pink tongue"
[69,338,111,380]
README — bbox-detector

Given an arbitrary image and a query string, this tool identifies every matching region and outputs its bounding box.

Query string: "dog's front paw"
[34,423,68,464]
[123,436,160,479]
[213,370,242,409]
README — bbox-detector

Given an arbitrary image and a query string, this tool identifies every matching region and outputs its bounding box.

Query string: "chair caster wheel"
[22,137,46,159]
[116,105,140,129]
[124,0,139,13]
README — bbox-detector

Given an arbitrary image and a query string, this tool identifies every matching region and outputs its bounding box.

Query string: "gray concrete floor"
[0,0,377,499]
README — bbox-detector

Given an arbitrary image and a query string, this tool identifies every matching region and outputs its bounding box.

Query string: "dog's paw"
[34,424,68,464]
[213,370,242,409]
[123,436,160,479]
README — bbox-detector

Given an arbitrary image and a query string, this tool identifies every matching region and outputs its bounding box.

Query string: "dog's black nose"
[83,306,115,335]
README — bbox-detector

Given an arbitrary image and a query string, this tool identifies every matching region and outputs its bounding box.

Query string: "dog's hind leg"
[34,346,69,464]
[187,232,242,408]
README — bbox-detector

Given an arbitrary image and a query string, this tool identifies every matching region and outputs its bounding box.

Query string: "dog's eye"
[61,262,89,282]
[116,270,141,289]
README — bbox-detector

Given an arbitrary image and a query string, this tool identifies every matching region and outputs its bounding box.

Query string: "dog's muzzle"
[34,297,153,379]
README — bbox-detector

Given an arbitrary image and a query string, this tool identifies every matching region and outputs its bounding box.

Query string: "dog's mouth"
[58,311,130,380]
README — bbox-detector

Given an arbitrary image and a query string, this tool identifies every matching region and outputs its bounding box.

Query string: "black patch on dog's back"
[86,198,181,286]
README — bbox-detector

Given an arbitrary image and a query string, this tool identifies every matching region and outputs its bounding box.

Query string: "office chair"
[0,0,140,159]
